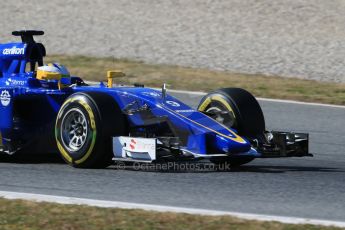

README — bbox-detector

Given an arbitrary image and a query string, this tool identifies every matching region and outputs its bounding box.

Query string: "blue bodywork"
[0,32,260,159]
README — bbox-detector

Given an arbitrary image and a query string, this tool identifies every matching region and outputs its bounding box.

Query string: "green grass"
[0,198,342,230]
[45,55,345,105]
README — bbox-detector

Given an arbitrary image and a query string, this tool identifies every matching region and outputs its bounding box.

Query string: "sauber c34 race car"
[0,31,311,168]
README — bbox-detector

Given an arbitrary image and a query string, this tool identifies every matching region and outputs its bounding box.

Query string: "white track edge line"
[0,191,344,228]
[85,81,345,109]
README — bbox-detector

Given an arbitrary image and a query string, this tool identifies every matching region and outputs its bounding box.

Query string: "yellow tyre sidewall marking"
[197,94,245,144]
[198,97,212,111]
[56,96,97,165]
[199,95,236,119]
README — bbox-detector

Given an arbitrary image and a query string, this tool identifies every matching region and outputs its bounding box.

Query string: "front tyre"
[55,92,126,168]
[198,88,265,138]
[198,88,265,167]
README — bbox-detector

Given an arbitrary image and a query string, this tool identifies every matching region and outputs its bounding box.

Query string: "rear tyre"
[198,88,265,166]
[55,92,126,168]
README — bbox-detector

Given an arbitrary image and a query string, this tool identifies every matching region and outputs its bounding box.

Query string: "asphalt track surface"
[0,92,345,222]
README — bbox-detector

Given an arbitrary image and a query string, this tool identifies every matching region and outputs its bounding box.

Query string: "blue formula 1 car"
[0,30,311,168]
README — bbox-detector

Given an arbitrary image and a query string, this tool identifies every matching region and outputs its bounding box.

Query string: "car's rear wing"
[0,30,46,77]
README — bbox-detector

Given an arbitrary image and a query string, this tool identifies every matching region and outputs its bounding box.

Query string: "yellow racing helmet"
[37,63,70,80]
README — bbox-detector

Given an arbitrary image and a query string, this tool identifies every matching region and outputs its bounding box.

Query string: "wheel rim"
[61,108,89,152]
[206,105,235,128]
